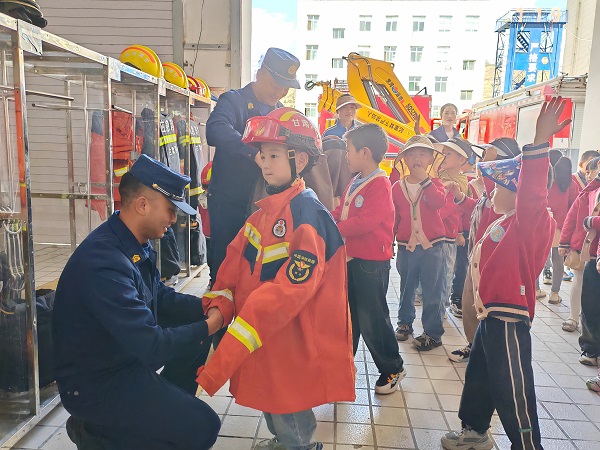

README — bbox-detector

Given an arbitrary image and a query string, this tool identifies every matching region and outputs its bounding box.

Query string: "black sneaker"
[412,333,443,351]
[579,351,598,366]
[543,269,552,285]
[66,416,108,450]
[449,343,471,362]
[448,303,462,318]
[375,368,407,395]
[395,324,413,341]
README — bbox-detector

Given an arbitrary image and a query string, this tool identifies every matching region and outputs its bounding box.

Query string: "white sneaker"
[374,368,407,395]
[562,319,578,332]
[579,352,598,366]
[441,428,493,450]
[535,289,547,299]
[253,438,286,450]
[548,292,562,304]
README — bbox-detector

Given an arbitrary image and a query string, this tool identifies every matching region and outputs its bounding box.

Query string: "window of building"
[384,46,397,62]
[435,76,448,92]
[436,46,450,63]
[408,76,421,92]
[410,46,423,62]
[463,60,475,70]
[357,45,371,57]
[307,15,319,31]
[360,15,372,31]
[332,58,344,69]
[305,103,317,118]
[333,28,345,39]
[466,15,479,32]
[306,45,318,60]
[516,31,531,53]
[306,74,318,83]
[460,90,473,100]
[386,15,398,31]
[432,105,441,118]
[413,16,425,32]
[439,15,452,32]
[541,30,554,53]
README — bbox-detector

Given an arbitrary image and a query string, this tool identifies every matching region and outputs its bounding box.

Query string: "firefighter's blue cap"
[129,155,196,215]
[261,48,301,89]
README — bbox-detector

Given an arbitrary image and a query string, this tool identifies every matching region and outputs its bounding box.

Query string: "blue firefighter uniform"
[53,156,221,450]
[205,83,281,282]
[323,119,356,138]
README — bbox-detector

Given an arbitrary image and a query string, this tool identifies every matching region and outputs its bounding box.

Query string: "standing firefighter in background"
[206,48,301,291]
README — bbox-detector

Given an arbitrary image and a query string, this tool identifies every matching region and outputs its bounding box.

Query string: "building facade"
[295,0,536,122]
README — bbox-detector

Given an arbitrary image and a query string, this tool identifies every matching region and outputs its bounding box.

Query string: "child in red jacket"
[558,157,600,332]
[442,97,569,450]
[332,123,405,395]
[392,135,448,351]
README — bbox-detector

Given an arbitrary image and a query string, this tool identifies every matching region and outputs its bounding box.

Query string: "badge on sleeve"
[287,250,318,284]
[355,195,364,208]
[272,219,286,238]
[132,254,141,263]
[489,224,505,242]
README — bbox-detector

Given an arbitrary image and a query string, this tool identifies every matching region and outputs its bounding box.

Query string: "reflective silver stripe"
[230,320,260,352]
[205,289,233,302]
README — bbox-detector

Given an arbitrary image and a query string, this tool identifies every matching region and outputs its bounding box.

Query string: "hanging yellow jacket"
[197,179,355,414]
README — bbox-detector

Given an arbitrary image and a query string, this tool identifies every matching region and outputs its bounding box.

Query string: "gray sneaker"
[253,438,286,450]
[441,428,493,450]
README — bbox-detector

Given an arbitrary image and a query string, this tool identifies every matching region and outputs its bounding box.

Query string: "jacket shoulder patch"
[287,250,318,284]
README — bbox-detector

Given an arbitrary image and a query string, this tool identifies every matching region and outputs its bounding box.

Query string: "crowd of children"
[195,97,600,450]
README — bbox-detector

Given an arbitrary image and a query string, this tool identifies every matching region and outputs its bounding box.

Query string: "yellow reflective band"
[159,134,177,146]
[190,136,202,145]
[204,289,234,302]
[244,223,262,257]
[114,167,128,177]
[228,316,262,353]
[262,242,290,264]
[178,135,190,144]
[190,186,204,196]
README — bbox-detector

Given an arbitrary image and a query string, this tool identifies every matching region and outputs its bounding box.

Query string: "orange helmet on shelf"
[163,62,189,89]
[119,45,164,79]
[187,76,201,94]
[188,76,211,99]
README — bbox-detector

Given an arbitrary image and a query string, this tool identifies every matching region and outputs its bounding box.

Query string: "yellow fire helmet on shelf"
[119,45,164,79]
[163,62,189,89]
[188,76,211,99]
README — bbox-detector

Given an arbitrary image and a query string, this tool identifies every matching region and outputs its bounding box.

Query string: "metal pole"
[81,73,92,233]
[64,81,77,252]
[105,67,114,216]
[12,25,40,416]
[1,48,15,210]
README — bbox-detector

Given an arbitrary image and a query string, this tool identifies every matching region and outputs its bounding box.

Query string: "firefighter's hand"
[534,96,572,146]
[456,234,466,247]
[206,307,224,335]
[483,146,497,162]
[413,114,421,136]
[558,247,570,257]
[411,165,428,182]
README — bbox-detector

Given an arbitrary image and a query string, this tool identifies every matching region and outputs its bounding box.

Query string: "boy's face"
[402,147,435,172]
[260,143,294,187]
[346,139,369,173]
[491,185,517,215]
[586,166,599,183]
[579,157,594,174]
[439,147,467,172]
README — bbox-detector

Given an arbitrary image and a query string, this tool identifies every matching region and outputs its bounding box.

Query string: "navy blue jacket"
[428,125,460,143]
[206,83,281,209]
[53,213,208,390]
[323,120,356,139]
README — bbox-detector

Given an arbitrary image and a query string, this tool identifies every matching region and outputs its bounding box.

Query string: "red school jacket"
[331,172,394,260]
[476,143,556,323]
[392,176,448,249]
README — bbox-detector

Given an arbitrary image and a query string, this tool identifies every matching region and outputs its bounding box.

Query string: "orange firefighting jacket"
[197,179,355,414]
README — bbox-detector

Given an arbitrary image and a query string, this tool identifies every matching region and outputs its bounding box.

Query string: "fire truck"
[458,75,587,160]
[306,53,432,173]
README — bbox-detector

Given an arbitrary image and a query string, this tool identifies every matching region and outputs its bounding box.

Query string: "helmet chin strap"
[266,149,298,196]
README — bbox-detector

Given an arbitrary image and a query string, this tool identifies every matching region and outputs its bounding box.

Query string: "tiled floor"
[10,266,600,449]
